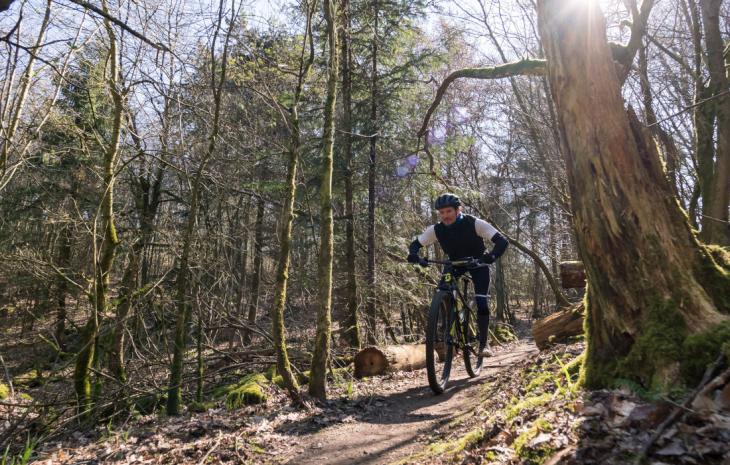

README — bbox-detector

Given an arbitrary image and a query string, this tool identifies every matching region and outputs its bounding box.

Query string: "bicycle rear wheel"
[426,290,454,394]
[462,307,483,377]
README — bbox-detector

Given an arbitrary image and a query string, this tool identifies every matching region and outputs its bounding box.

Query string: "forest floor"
[2,301,727,465]
[23,335,730,465]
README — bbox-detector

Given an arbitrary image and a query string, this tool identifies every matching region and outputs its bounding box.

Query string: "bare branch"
[417,59,547,137]
[60,0,171,52]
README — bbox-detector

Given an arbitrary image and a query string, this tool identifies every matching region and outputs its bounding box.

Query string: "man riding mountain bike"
[407,193,509,357]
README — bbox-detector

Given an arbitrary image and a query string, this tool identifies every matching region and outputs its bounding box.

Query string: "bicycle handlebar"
[423,257,489,269]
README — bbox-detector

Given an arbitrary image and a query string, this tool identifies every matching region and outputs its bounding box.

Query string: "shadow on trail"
[277,343,538,465]
[276,368,484,437]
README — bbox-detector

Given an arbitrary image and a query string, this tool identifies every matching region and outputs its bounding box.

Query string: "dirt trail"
[280,342,537,465]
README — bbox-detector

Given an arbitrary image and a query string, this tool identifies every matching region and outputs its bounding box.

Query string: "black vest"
[434,214,486,260]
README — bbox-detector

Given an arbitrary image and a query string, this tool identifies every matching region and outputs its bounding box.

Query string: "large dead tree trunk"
[537,0,730,388]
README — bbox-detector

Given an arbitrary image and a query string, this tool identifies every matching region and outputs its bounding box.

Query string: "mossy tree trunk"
[73,3,123,417]
[537,0,730,388]
[167,0,233,415]
[269,0,317,401]
[309,0,338,400]
[339,0,361,350]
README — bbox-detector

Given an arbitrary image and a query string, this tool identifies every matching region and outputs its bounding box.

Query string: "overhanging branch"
[418,59,547,138]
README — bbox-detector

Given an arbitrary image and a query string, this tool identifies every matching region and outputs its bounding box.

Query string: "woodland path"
[278,341,537,465]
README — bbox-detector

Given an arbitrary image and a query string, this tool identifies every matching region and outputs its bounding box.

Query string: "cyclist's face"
[438,206,460,225]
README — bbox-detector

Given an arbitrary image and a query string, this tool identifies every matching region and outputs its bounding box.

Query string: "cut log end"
[560,261,586,289]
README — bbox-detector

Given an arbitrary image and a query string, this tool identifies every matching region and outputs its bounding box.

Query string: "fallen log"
[532,303,585,350]
[353,344,427,378]
[560,261,586,288]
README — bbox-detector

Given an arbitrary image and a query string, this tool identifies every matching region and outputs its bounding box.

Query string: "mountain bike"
[423,257,487,394]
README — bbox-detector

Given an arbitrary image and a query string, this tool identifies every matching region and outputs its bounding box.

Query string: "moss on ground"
[526,372,552,393]
[188,400,216,413]
[214,373,269,409]
[492,324,518,344]
[0,383,9,399]
[425,427,485,459]
[513,417,555,464]
[504,393,553,422]
[13,369,42,387]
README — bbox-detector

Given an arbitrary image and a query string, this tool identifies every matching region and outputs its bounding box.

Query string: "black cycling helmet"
[434,193,461,210]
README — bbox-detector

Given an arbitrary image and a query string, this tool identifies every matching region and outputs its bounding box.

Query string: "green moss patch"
[681,320,730,382]
[188,401,216,413]
[0,383,9,400]
[504,393,553,422]
[214,373,269,409]
[513,417,555,465]
[13,369,42,387]
[492,324,518,344]
[417,427,485,461]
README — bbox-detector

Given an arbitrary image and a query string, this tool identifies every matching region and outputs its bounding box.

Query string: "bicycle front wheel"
[462,307,483,377]
[426,290,454,394]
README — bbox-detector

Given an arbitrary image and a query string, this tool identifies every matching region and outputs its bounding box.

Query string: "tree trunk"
[698,0,730,245]
[74,5,123,416]
[167,0,232,415]
[340,0,361,350]
[268,0,316,401]
[309,0,338,400]
[365,0,379,344]
[353,344,427,378]
[243,198,265,345]
[494,259,510,323]
[537,0,730,388]
[55,221,72,350]
[108,246,140,382]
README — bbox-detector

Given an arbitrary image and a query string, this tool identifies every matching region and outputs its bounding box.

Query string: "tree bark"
[73,2,123,416]
[309,0,338,399]
[366,0,379,344]
[55,221,72,350]
[340,0,361,350]
[243,198,265,345]
[268,0,316,401]
[537,0,729,388]
[698,0,730,245]
[167,0,232,415]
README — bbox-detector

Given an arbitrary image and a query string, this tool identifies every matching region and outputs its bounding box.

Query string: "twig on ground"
[197,431,223,465]
[636,353,726,463]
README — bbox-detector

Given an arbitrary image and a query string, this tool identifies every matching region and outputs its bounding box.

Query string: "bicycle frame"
[429,258,487,352]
